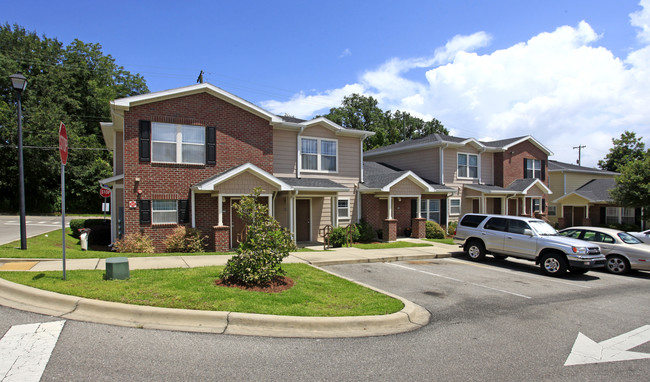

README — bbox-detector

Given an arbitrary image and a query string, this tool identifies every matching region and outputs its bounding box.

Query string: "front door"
[296,199,310,241]
[230,197,268,248]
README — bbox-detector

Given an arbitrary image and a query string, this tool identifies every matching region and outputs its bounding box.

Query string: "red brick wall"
[393,198,412,235]
[121,92,273,251]
[361,194,386,231]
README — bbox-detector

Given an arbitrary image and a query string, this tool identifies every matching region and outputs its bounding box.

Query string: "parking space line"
[444,258,593,289]
[387,263,532,299]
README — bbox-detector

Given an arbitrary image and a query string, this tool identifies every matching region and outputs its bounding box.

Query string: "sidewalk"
[0,240,459,338]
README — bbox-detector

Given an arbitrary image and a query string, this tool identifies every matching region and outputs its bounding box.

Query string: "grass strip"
[351,241,432,250]
[0,264,403,317]
[422,238,455,245]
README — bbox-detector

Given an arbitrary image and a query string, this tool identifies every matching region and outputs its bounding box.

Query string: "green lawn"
[351,241,432,250]
[422,238,455,245]
[0,264,403,317]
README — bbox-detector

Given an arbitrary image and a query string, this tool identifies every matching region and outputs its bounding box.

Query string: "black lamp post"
[9,73,27,250]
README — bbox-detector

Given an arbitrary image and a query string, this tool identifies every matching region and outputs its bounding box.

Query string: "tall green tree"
[598,131,646,172]
[321,94,448,151]
[610,152,650,222]
[0,24,148,213]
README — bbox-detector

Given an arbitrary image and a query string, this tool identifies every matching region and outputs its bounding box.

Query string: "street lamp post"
[10,73,27,250]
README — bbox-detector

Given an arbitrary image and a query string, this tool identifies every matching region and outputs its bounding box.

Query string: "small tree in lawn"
[220,187,297,286]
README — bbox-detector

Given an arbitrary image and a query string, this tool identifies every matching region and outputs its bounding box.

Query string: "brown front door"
[473,199,480,213]
[296,199,310,241]
[231,197,268,247]
[574,207,585,226]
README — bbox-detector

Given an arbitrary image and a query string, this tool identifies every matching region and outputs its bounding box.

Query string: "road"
[1,254,649,380]
[0,215,93,246]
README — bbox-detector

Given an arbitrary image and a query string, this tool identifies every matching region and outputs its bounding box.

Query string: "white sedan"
[628,229,650,244]
[559,227,650,275]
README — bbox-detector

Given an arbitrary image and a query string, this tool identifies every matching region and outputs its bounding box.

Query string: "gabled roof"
[548,160,619,175]
[192,163,292,192]
[552,178,616,204]
[507,178,552,194]
[364,134,552,158]
[297,117,374,138]
[111,83,284,123]
[361,162,453,193]
[464,184,518,195]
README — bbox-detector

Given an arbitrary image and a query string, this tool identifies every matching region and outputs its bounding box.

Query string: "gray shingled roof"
[573,178,616,202]
[480,136,527,148]
[277,115,306,123]
[506,178,538,192]
[362,162,453,191]
[276,177,348,190]
[464,184,518,194]
[548,160,619,175]
[365,133,466,156]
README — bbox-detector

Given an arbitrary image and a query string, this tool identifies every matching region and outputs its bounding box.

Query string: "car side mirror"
[523,229,533,236]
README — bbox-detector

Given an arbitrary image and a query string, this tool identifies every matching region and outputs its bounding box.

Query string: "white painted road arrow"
[565,325,650,366]
[0,320,65,381]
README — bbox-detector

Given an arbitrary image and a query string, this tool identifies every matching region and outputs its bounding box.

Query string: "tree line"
[0,24,148,213]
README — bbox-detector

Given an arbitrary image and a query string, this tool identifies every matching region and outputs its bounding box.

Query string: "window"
[606,207,636,225]
[152,200,177,224]
[525,159,543,179]
[507,219,531,235]
[300,137,337,172]
[484,217,507,231]
[548,205,557,216]
[531,198,541,213]
[622,208,635,225]
[449,198,461,215]
[420,199,440,223]
[152,122,205,164]
[337,199,349,221]
[457,153,478,178]
[459,214,487,228]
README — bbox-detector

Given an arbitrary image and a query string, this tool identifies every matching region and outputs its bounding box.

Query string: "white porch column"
[388,196,393,219]
[417,196,422,218]
[267,195,272,216]
[332,196,338,226]
[289,194,295,237]
[218,194,223,226]
[501,196,506,215]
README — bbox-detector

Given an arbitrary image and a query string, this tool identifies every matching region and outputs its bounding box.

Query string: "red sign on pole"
[59,122,68,165]
[100,186,112,198]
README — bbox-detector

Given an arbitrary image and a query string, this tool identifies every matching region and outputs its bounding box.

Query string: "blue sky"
[4,0,650,167]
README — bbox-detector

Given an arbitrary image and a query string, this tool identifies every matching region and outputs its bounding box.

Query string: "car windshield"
[619,232,643,244]
[528,220,557,236]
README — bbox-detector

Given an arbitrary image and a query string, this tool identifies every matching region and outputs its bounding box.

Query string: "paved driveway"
[0,215,93,246]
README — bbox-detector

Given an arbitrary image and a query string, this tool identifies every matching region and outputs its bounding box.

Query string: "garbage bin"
[79,228,91,251]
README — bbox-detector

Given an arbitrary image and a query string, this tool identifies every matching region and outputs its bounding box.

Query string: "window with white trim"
[152,122,205,164]
[421,199,440,223]
[548,205,557,216]
[152,200,177,224]
[529,198,541,214]
[300,137,337,172]
[607,207,636,225]
[337,199,349,221]
[449,198,461,216]
[457,153,478,178]
[525,159,542,179]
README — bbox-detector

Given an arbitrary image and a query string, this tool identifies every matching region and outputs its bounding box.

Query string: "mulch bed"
[214,276,294,293]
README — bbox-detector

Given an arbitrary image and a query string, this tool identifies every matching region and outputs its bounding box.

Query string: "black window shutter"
[178,200,189,223]
[140,200,151,224]
[139,120,151,162]
[541,198,546,212]
[541,160,546,181]
[441,198,447,226]
[523,158,529,178]
[600,207,606,225]
[411,199,417,219]
[206,126,216,165]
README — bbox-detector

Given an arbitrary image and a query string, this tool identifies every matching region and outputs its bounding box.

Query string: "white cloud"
[339,48,352,58]
[262,6,650,167]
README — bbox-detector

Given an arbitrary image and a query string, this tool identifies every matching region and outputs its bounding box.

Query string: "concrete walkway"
[0,240,459,338]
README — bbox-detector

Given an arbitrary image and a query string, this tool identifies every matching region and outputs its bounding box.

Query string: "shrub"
[163,226,207,253]
[355,220,376,242]
[446,220,458,236]
[328,225,355,247]
[113,232,155,253]
[220,188,297,286]
[88,223,111,246]
[426,220,445,239]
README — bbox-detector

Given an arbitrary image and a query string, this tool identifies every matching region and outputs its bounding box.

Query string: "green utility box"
[105,257,129,280]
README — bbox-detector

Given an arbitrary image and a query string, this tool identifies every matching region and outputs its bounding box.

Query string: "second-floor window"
[525,159,542,179]
[301,137,337,172]
[457,153,478,178]
[152,122,205,164]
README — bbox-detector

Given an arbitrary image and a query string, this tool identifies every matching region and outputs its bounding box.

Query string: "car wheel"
[466,240,486,261]
[606,255,630,275]
[493,254,508,260]
[569,267,588,275]
[540,252,567,276]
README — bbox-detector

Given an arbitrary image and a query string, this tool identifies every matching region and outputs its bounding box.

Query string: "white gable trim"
[521,179,553,194]
[382,171,434,192]
[192,163,292,192]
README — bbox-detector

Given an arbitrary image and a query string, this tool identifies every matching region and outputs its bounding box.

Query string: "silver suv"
[453,214,606,276]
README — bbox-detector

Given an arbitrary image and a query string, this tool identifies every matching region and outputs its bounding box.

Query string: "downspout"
[297,126,305,179]
[440,144,448,184]
[191,189,196,228]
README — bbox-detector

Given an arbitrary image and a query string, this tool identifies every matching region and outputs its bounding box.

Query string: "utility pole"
[573,144,586,166]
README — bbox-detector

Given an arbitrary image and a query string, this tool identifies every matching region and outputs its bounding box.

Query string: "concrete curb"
[0,272,430,338]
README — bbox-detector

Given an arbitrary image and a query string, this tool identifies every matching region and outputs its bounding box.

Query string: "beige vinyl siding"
[566,173,614,193]
[273,129,297,176]
[215,172,279,194]
[481,152,494,185]
[391,178,424,195]
[115,132,124,175]
[274,194,289,227]
[548,173,565,199]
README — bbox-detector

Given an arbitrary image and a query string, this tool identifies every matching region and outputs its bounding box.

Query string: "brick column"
[213,225,230,252]
[383,219,398,242]
[411,217,426,239]
[557,217,565,229]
